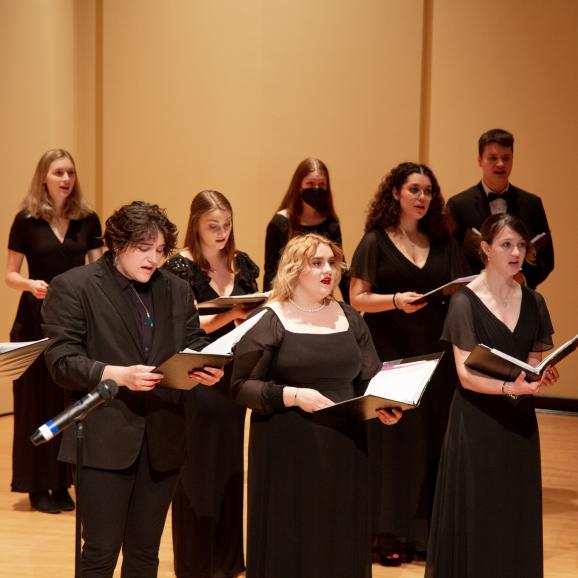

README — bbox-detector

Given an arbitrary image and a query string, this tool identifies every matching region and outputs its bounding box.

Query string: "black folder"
[409,275,478,305]
[315,352,444,420]
[465,334,578,382]
[154,352,233,390]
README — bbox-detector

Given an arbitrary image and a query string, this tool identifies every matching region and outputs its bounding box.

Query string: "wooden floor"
[0,411,577,577]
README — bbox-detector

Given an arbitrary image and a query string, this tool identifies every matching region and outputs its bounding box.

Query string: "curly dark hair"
[364,162,449,241]
[104,201,178,257]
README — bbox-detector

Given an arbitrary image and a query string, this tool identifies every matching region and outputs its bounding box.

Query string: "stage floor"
[0,411,576,577]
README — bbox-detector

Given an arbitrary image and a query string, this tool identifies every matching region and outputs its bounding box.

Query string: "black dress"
[426,287,553,578]
[163,251,259,578]
[350,229,470,550]
[231,304,382,578]
[8,210,103,492]
[263,213,349,300]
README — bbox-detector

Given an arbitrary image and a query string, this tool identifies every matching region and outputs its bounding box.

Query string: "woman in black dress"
[263,157,349,300]
[349,162,470,564]
[5,149,103,513]
[163,190,259,578]
[426,214,559,578]
[232,233,401,578]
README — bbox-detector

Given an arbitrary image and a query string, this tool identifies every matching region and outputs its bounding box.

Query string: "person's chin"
[135,269,154,282]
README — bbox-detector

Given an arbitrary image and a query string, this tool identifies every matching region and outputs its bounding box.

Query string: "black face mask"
[301,187,329,212]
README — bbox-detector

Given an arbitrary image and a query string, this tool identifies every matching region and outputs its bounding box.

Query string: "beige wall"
[0,0,576,412]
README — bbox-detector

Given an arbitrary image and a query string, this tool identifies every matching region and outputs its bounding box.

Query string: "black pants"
[77,438,180,578]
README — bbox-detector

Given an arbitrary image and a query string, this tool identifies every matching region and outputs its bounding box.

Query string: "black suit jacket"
[446,182,554,288]
[41,253,209,472]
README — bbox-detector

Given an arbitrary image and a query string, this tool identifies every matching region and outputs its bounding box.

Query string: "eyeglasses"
[405,185,434,199]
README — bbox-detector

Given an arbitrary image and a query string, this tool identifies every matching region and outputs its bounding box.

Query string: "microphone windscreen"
[97,379,119,400]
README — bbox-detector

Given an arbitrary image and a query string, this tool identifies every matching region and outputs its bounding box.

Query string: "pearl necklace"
[288,297,327,313]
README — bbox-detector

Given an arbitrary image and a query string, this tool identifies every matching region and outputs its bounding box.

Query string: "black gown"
[8,210,103,492]
[350,229,470,550]
[263,212,349,300]
[163,251,259,578]
[231,304,382,578]
[426,287,553,578]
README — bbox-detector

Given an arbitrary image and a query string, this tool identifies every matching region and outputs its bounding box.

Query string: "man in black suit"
[42,201,223,578]
[447,128,554,288]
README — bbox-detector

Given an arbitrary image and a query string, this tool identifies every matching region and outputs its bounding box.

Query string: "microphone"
[30,380,119,446]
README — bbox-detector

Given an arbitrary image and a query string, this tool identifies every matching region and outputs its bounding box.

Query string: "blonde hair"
[269,233,344,302]
[22,149,91,220]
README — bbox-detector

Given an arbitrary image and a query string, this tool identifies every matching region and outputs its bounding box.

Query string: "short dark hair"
[478,128,514,156]
[104,201,178,256]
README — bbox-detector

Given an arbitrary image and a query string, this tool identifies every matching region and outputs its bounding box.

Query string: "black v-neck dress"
[425,286,553,578]
[163,251,259,578]
[350,229,470,549]
[8,210,102,493]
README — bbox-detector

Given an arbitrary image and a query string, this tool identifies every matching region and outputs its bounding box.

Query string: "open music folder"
[315,352,444,420]
[155,309,267,389]
[0,338,50,381]
[408,275,478,305]
[465,334,578,382]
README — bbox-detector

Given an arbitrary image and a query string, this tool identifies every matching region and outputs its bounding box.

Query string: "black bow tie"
[487,190,513,204]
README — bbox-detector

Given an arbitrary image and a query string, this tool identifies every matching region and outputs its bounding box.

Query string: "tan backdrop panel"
[100,0,424,268]
[427,0,578,398]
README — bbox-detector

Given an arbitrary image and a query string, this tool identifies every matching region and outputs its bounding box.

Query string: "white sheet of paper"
[364,359,439,404]
[198,309,268,355]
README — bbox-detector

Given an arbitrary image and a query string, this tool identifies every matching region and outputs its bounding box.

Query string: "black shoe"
[52,488,75,511]
[379,552,402,567]
[29,491,61,514]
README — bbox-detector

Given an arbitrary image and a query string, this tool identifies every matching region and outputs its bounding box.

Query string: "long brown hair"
[276,158,339,236]
[22,149,91,220]
[183,190,237,273]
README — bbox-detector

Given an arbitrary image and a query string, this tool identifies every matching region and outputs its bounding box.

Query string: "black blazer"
[42,253,209,472]
[446,182,554,288]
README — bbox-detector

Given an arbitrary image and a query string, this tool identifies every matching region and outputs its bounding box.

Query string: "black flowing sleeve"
[86,212,104,250]
[231,308,287,414]
[8,210,30,254]
[440,289,479,352]
[263,214,289,291]
[341,303,382,395]
[530,289,554,352]
[349,231,381,285]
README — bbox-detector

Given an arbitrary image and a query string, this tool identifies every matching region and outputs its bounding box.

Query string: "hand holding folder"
[155,309,267,389]
[315,352,444,420]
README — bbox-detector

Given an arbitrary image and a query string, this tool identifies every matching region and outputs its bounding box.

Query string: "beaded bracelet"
[502,381,518,400]
[392,293,400,309]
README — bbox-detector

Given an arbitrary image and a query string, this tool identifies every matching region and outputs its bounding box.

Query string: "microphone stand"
[74,418,85,578]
